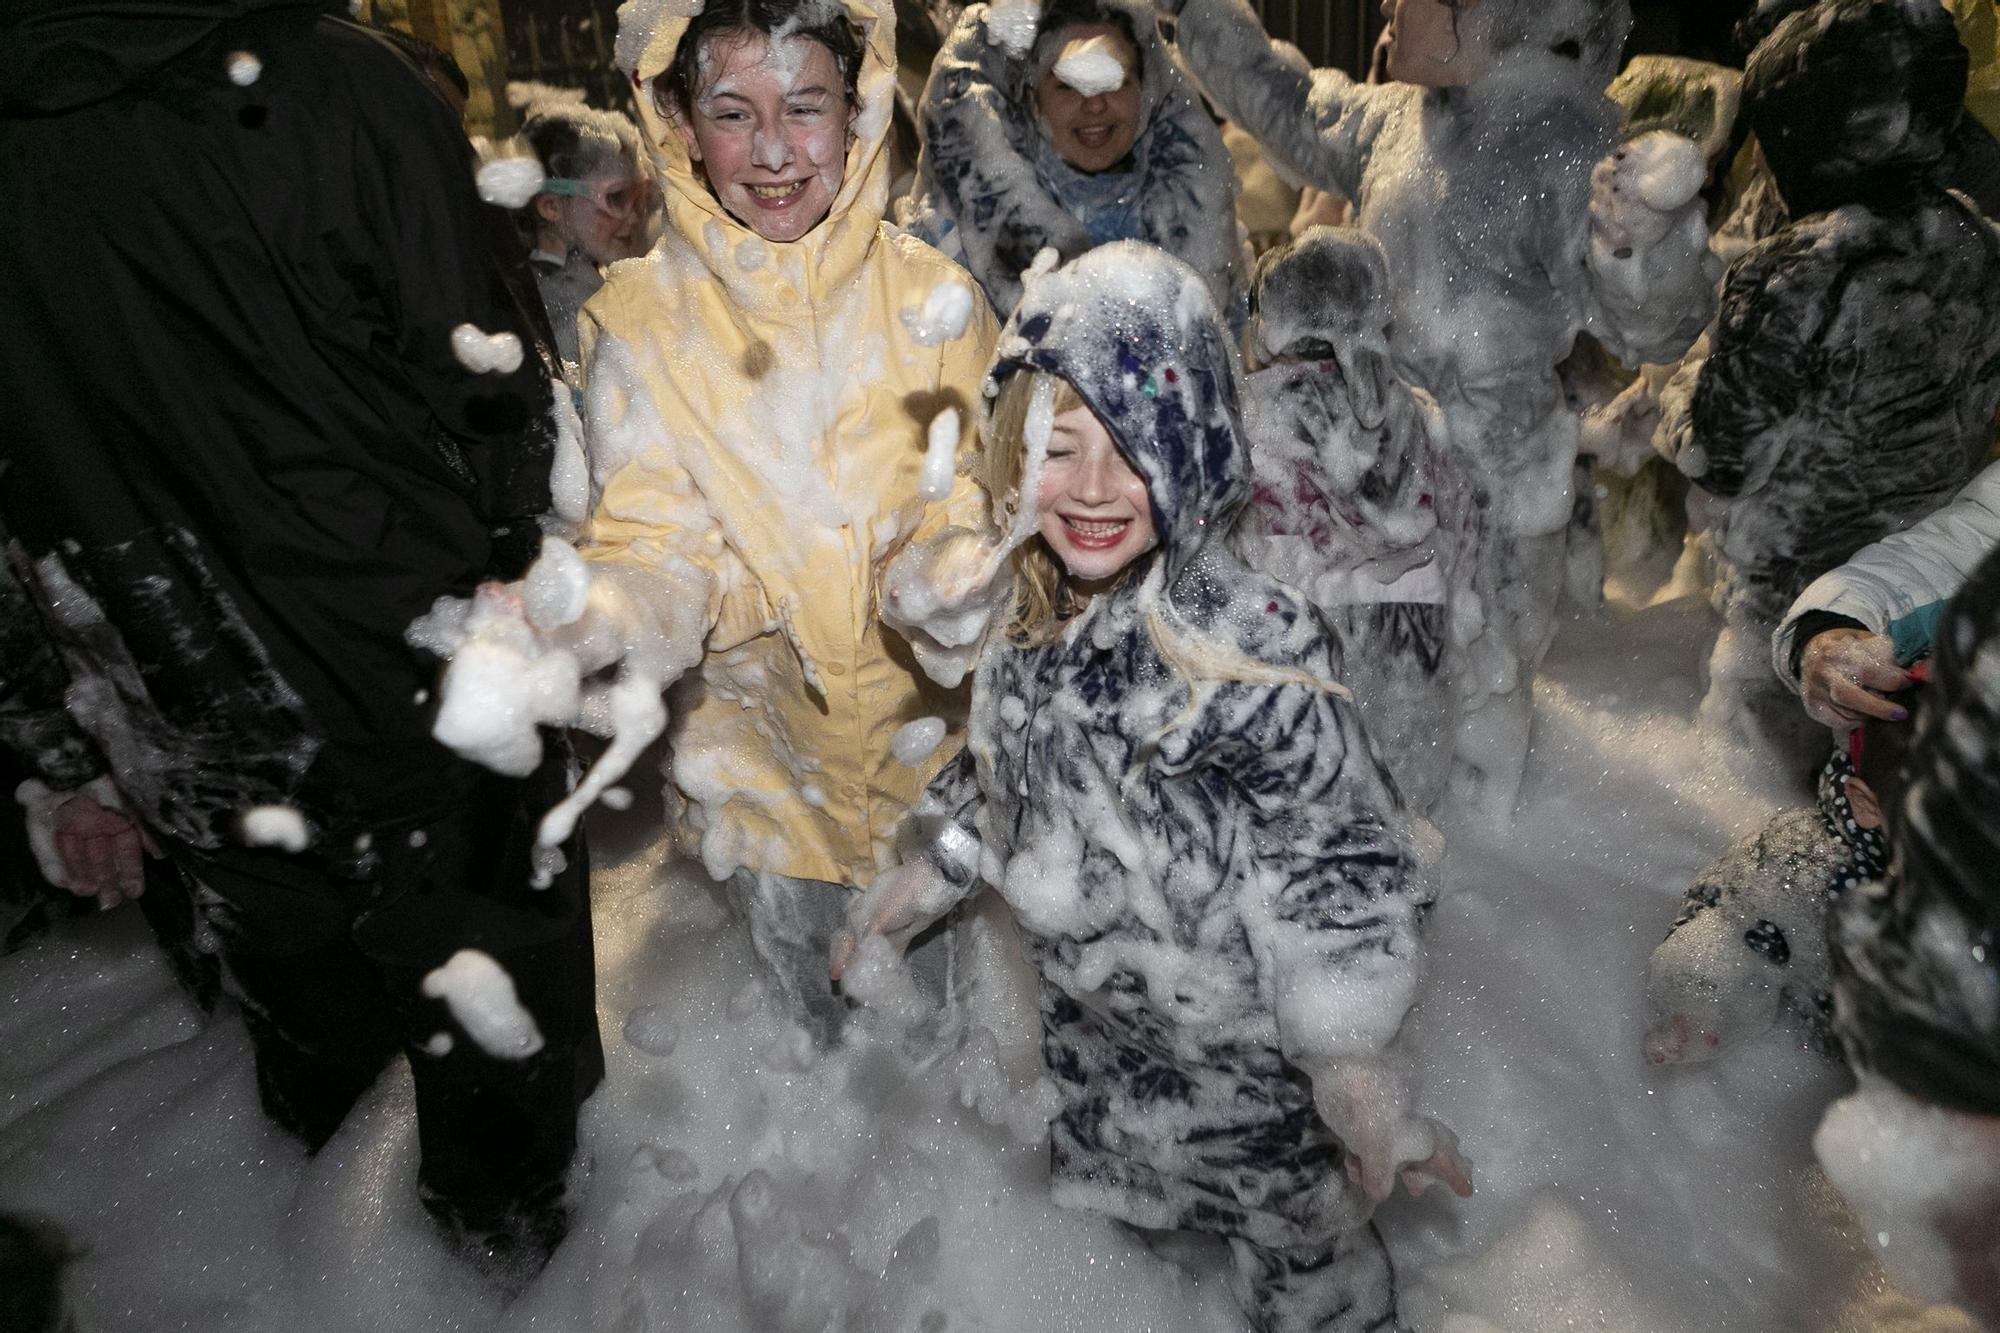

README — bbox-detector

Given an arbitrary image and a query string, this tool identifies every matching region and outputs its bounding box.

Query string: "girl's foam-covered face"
[1381,0,1484,88]
[1034,23,1143,173]
[1035,402,1156,588]
[675,30,854,243]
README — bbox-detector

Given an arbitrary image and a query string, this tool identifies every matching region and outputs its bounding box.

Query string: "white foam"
[889,716,949,766]
[449,323,525,375]
[239,804,309,852]
[919,407,961,501]
[1052,36,1127,97]
[475,157,547,208]
[900,279,975,347]
[419,949,546,1060]
[985,0,1042,58]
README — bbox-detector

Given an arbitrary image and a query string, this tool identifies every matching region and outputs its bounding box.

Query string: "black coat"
[0,0,557,853]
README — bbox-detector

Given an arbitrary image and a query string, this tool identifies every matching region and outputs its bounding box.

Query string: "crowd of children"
[8,0,2000,1328]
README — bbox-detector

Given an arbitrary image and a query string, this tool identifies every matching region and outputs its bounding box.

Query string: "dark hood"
[990,241,1247,585]
[0,0,323,114]
[1743,0,1967,215]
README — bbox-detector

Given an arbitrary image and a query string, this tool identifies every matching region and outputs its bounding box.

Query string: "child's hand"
[881,527,1014,688]
[830,860,952,980]
[411,541,707,846]
[1310,1058,1474,1203]
[1590,131,1704,253]
[17,776,159,909]
[884,527,1008,625]
[1798,628,1911,730]
[1587,131,1714,319]
[418,579,586,778]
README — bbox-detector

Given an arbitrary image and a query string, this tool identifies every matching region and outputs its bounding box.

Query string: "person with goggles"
[519,99,655,369]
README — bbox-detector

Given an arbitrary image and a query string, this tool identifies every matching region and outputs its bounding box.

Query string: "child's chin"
[1057,549,1137,583]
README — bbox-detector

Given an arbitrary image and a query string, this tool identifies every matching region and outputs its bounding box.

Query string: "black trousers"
[141,751,602,1226]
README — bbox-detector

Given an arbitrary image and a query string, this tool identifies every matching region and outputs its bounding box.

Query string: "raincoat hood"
[614,0,898,305]
[1744,0,1967,215]
[990,241,1247,584]
[0,0,320,114]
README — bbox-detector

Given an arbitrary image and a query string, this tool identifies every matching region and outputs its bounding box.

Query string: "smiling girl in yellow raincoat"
[582,0,1002,1042]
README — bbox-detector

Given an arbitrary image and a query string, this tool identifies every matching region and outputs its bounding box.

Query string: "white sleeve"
[1772,461,2000,685]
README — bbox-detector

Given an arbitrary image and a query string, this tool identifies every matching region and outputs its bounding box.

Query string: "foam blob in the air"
[901,279,975,347]
[920,408,961,501]
[451,323,525,375]
[240,805,309,852]
[421,949,546,1060]
[476,157,547,208]
[226,51,263,86]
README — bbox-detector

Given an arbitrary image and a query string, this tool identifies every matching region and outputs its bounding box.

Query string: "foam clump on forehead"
[1051,34,1129,95]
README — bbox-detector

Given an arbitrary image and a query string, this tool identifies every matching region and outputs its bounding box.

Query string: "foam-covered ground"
[0,593,1978,1331]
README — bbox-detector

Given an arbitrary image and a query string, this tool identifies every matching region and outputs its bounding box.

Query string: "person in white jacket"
[1773,459,2000,732]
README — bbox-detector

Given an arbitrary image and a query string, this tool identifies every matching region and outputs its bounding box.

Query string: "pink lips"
[1059,515,1132,551]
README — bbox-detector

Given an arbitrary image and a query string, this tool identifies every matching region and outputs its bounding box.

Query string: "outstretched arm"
[411,321,724,845]
[1772,460,2000,703]
[1165,0,1378,205]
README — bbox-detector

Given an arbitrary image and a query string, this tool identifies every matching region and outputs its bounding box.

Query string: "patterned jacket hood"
[989,241,1248,588]
[1744,0,1968,216]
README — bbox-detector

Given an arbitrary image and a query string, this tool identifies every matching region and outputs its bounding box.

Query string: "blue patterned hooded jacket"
[896,0,1242,321]
[906,242,1436,1247]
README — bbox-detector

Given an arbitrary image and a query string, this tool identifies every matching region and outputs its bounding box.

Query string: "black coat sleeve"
[0,557,103,790]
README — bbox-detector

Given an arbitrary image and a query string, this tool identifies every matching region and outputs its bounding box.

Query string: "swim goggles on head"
[541,176,646,219]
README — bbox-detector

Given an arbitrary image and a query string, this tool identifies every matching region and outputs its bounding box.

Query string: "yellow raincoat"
[577,0,997,887]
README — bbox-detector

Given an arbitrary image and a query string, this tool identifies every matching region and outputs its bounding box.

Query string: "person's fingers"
[50,828,84,894]
[74,834,117,899]
[1828,675,1907,723]
[829,928,857,981]
[114,828,144,899]
[868,888,916,939]
[1438,1149,1475,1198]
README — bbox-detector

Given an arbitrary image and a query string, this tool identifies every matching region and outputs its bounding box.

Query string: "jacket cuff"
[1785,610,1869,680]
